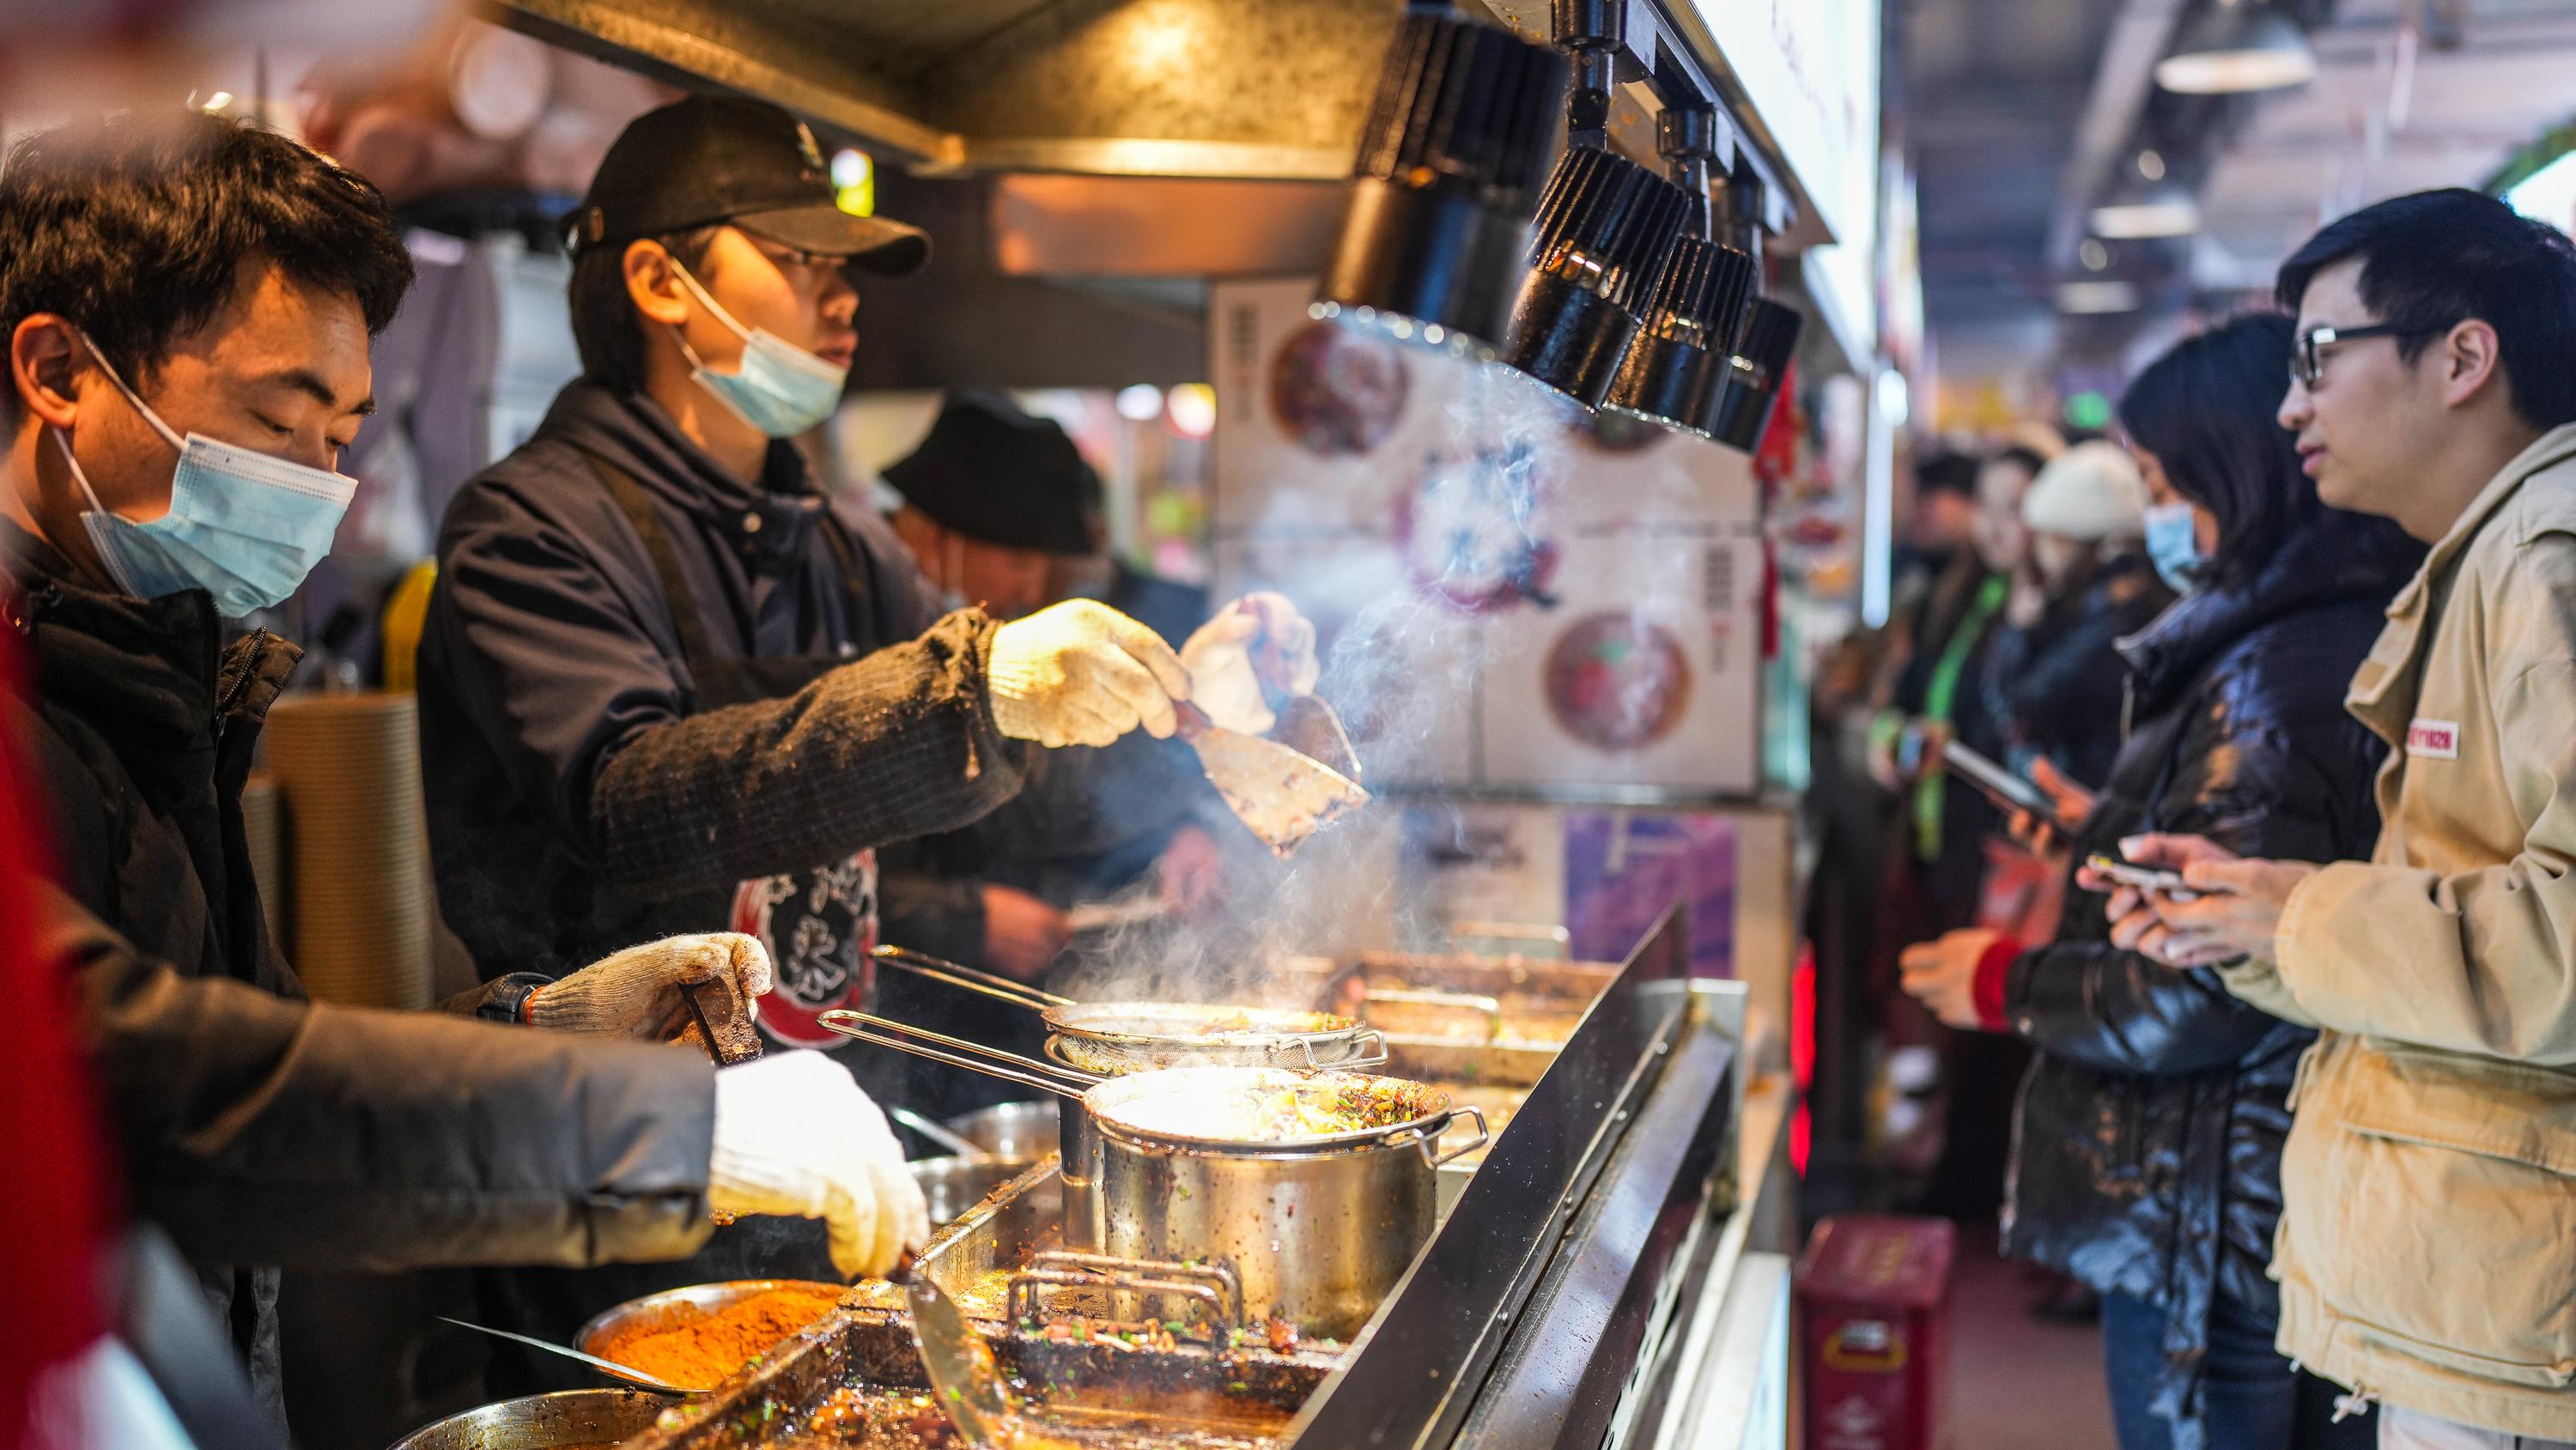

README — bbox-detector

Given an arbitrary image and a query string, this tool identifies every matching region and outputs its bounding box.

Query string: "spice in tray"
[593,1285,846,1387]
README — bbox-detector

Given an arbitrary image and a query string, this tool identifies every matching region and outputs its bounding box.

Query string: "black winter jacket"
[0,525,720,1423]
[418,381,1022,981]
[1997,520,2419,1444]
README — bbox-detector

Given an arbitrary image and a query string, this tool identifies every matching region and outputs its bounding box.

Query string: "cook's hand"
[2007,756,2097,865]
[706,1052,929,1280]
[528,932,773,1040]
[981,885,1071,982]
[1182,592,1320,736]
[988,600,1194,748]
[2111,834,2314,969]
[1899,928,2004,1031]
[1156,824,1224,914]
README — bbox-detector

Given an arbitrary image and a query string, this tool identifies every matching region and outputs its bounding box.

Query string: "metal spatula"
[898,1258,1020,1447]
[1173,701,1369,858]
[1271,694,1364,785]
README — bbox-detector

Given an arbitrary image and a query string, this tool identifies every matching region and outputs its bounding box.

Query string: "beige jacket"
[2218,423,2576,1439]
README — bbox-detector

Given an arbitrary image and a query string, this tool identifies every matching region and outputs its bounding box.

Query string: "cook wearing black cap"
[873,393,1252,994]
[884,390,1101,621]
[414,96,1319,1381]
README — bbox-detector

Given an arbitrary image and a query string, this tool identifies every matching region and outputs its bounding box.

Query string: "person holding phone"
[2117,192,2576,1450]
[1901,313,2421,1450]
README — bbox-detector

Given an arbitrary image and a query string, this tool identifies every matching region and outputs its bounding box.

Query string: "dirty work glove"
[1182,592,1321,737]
[706,1052,930,1279]
[527,932,773,1040]
[987,598,1194,749]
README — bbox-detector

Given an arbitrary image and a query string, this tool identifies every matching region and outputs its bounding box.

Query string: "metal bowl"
[912,1154,1036,1225]
[944,1100,1060,1159]
[573,1279,846,1389]
[386,1389,668,1450]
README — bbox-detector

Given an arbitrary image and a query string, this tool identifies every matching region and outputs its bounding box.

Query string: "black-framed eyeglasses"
[2291,320,2461,387]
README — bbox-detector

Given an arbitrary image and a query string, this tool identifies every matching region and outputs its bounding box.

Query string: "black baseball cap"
[572,94,929,276]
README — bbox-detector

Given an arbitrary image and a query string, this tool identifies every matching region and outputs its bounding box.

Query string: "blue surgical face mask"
[2144,501,2206,595]
[670,258,849,438]
[56,334,355,618]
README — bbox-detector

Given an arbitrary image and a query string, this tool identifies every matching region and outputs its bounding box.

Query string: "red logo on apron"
[731,848,878,1048]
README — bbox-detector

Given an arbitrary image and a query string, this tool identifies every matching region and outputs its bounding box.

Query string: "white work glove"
[706,1052,930,1280]
[987,598,1194,749]
[1181,592,1321,737]
[528,932,772,1040]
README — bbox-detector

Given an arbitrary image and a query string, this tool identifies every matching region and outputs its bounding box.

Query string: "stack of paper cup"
[262,691,433,1010]
[238,770,286,949]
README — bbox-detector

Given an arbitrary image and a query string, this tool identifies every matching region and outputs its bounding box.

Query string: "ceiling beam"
[2043,0,2190,272]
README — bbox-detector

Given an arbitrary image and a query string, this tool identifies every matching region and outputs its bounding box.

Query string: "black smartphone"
[1940,738,2073,838]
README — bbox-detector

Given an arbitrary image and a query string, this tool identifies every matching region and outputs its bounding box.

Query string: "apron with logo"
[587,454,878,1048]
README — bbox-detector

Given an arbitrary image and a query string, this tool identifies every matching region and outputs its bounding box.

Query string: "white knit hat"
[2020,440,2146,541]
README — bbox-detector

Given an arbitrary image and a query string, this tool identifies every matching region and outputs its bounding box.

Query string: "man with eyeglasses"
[2105,189,2576,1447]
[415,95,1316,1384]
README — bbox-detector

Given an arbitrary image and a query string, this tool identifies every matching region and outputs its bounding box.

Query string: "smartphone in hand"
[2084,853,2201,902]
[1940,739,2074,839]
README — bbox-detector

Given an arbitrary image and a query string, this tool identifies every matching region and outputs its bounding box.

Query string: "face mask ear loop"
[50,428,113,516]
[73,331,185,452]
[669,257,755,344]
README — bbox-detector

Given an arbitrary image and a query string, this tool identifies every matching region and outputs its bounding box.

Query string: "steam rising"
[1055,339,1729,1010]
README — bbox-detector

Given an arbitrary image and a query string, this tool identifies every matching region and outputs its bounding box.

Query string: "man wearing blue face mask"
[1,110,938,1428]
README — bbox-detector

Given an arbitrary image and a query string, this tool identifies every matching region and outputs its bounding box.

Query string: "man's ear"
[623,240,690,329]
[9,314,88,432]
[2438,319,2506,412]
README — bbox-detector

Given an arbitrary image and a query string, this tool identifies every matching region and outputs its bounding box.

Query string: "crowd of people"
[1845,187,2576,1450]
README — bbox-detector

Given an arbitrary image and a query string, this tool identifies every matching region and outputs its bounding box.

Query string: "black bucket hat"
[884,391,1101,556]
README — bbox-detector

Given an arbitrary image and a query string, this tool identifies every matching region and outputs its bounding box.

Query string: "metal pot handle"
[1267,1028,1389,1073]
[1006,1252,1246,1334]
[817,1010,1098,1097]
[1419,1105,1492,1169]
[873,944,1077,1011]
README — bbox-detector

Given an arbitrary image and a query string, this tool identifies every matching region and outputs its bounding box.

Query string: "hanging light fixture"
[1708,299,1801,452]
[1698,165,1801,453]
[1601,107,1759,436]
[1314,13,1567,357]
[1503,146,1696,406]
[2155,1,2317,94]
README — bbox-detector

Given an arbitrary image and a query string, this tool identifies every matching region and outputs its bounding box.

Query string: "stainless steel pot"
[819,1015,1483,1332]
[386,1389,666,1450]
[1086,1065,1487,1338]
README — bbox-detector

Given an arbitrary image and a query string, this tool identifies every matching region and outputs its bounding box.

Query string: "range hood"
[483,0,1406,180]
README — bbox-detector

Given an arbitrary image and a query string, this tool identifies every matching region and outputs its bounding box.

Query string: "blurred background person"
[1900,313,2421,1450]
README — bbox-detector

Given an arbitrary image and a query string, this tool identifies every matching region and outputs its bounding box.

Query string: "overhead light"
[1315,15,1566,360]
[2136,149,2166,182]
[2090,176,2201,239]
[2057,279,2141,313]
[1601,235,1760,435]
[1115,384,1163,422]
[2156,2,2317,94]
[1708,300,1803,452]
[1166,385,1217,439]
[1502,147,1695,407]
